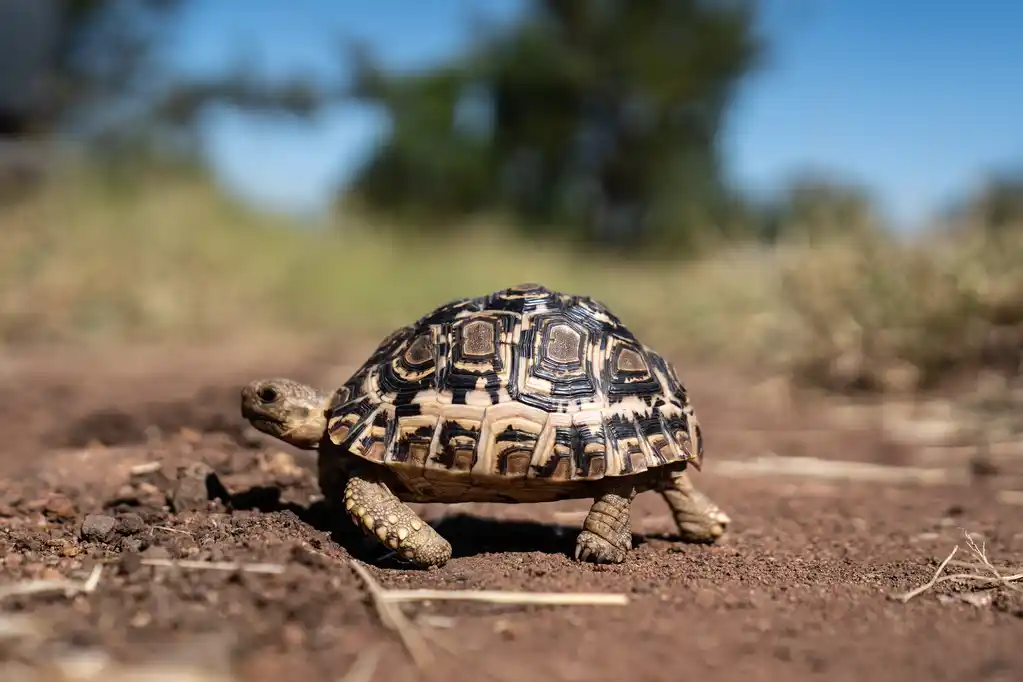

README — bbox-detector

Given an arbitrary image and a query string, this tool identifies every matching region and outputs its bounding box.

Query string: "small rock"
[40,566,62,581]
[43,493,76,519]
[179,427,203,444]
[111,484,140,504]
[958,592,994,607]
[994,590,1023,617]
[119,537,143,553]
[142,545,171,560]
[117,513,147,536]
[137,482,162,497]
[80,514,117,542]
[694,588,717,608]
[170,464,216,513]
[119,551,143,574]
[130,611,152,628]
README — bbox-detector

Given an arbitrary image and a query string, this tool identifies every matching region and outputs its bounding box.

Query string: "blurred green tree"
[340,0,765,253]
[0,0,329,169]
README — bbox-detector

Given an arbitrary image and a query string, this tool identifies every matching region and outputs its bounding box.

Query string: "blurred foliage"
[759,174,884,245]
[945,170,1023,233]
[0,0,330,165]
[3,170,1020,396]
[340,0,765,254]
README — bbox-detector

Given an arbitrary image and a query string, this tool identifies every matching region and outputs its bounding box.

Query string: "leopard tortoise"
[240,283,729,568]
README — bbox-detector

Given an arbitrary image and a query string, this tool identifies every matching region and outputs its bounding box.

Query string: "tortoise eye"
[257,386,279,403]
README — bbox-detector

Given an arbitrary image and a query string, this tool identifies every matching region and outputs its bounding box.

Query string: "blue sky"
[167,0,1023,230]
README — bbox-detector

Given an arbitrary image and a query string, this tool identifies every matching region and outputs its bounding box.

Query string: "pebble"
[170,464,216,512]
[142,545,171,560]
[80,514,117,542]
[119,550,143,574]
[119,537,143,553]
[117,512,147,535]
[43,493,76,519]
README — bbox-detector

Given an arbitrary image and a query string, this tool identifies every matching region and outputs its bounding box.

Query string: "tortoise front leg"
[343,469,452,568]
[574,479,637,564]
[657,469,730,543]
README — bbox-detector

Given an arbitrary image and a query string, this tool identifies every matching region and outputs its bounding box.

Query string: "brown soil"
[1,343,1021,682]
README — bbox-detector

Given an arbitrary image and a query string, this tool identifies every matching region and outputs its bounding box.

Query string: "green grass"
[2,168,1021,393]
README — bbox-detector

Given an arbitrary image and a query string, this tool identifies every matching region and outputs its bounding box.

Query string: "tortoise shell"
[324,283,702,501]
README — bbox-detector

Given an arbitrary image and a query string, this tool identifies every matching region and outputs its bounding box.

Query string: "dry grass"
[890,528,1023,604]
[777,229,1023,391]
[0,169,783,354]
[2,168,1021,393]
[347,559,628,671]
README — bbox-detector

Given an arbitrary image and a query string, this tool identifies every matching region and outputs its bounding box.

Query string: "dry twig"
[129,461,163,475]
[889,545,960,603]
[962,532,1023,593]
[946,558,1023,575]
[347,556,631,671]
[0,564,104,602]
[890,530,1023,603]
[348,560,434,670]
[338,643,385,682]
[381,588,629,606]
[712,455,967,486]
[418,627,522,682]
[139,558,285,574]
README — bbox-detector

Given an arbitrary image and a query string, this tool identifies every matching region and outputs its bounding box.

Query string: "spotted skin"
[657,469,731,543]
[575,479,637,564]
[343,467,451,568]
[242,283,730,568]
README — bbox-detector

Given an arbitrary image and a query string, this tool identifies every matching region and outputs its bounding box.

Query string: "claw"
[574,531,627,564]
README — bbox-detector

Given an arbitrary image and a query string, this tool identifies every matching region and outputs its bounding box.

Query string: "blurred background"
[1,0,1021,395]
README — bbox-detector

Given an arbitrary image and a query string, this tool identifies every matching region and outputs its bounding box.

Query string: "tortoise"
[240,283,729,568]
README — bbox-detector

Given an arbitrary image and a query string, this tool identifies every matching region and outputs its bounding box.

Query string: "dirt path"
[1,344,1021,682]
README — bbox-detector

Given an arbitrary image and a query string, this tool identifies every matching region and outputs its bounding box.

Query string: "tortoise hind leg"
[343,469,452,568]
[657,469,730,543]
[574,479,637,564]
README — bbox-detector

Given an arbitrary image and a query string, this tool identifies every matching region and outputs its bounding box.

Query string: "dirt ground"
[1,342,1021,682]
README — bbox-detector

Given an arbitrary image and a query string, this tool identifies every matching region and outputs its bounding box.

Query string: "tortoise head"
[240,377,332,450]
